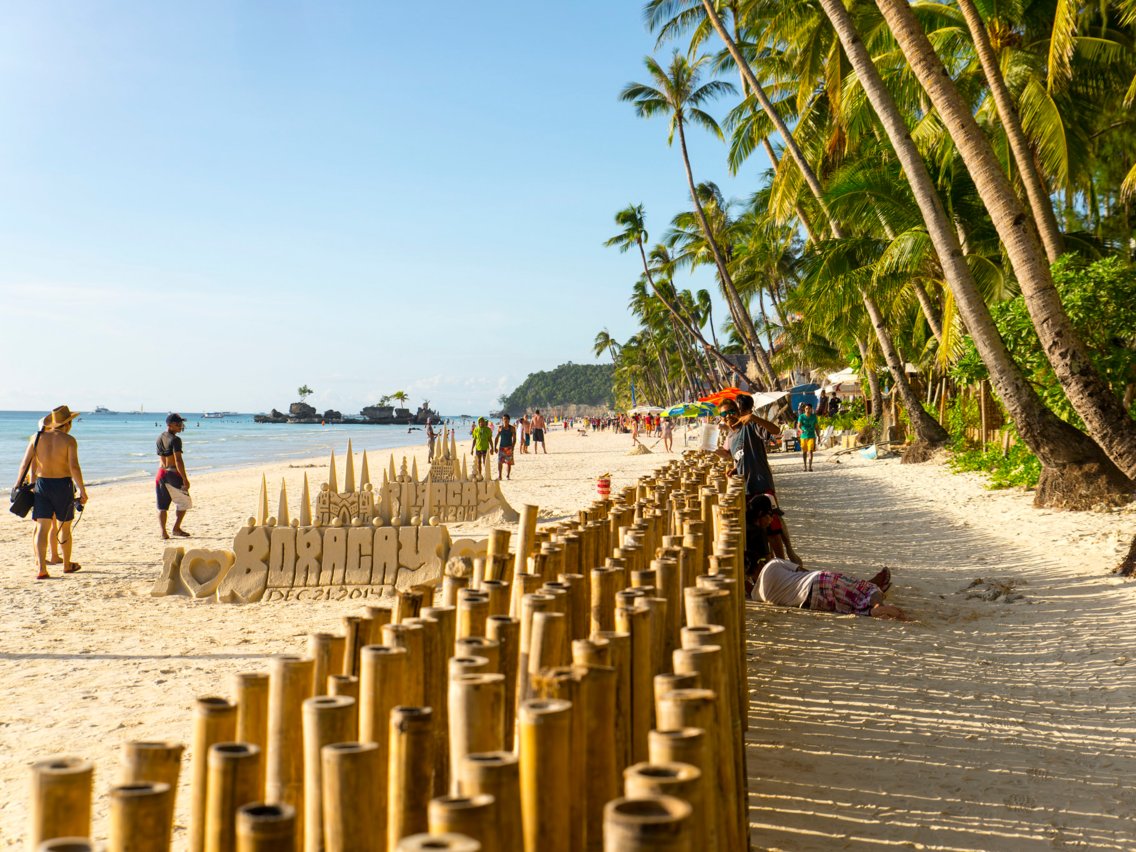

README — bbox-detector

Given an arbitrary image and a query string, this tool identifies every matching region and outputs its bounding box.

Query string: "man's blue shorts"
[33,477,75,522]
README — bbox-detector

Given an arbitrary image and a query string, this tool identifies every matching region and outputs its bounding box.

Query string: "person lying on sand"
[754,558,907,620]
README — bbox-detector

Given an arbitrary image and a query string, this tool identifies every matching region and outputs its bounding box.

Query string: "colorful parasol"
[665,401,720,417]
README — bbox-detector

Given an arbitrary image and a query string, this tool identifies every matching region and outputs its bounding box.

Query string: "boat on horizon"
[203,411,239,419]
[92,406,117,415]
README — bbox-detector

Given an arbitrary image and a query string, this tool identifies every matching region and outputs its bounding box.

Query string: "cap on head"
[166,413,186,425]
[44,405,79,430]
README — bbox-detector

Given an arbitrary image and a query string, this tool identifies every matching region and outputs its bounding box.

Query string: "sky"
[0,1,768,416]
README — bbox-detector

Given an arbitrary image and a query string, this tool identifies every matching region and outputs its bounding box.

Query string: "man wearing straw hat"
[12,405,89,580]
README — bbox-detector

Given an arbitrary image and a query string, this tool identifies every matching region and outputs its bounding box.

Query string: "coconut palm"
[619,51,779,388]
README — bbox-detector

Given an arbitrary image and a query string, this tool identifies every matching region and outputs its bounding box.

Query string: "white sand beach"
[1,428,1134,849]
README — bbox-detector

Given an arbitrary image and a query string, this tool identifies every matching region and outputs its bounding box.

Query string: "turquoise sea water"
[0,411,451,488]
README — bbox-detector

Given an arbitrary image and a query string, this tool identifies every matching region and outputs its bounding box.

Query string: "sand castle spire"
[328,449,338,494]
[389,454,397,484]
[449,430,457,460]
[344,440,355,493]
[411,457,419,482]
[277,479,290,527]
[461,455,468,480]
[360,451,370,487]
[299,473,312,526]
[257,474,269,525]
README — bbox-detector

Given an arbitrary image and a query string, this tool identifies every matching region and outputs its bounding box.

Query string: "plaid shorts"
[808,572,879,615]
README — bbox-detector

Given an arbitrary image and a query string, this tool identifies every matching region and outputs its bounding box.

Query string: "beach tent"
[822,367,863,398]
[628,405,665,415]
[751,390,789,411]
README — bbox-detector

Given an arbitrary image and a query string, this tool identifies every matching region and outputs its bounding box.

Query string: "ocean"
[0,411,451,488]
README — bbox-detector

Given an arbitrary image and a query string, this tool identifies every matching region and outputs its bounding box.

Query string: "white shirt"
[756,559,821,607]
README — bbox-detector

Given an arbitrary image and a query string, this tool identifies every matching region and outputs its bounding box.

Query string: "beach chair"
[819,424,835,449]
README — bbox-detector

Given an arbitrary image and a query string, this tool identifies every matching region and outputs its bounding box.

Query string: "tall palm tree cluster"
[599,0,1136,510]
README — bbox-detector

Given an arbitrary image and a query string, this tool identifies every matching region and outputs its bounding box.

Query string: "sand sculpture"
[151,437,513,603]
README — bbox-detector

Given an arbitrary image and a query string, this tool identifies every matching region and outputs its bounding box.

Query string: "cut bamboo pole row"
[29,453,749,852]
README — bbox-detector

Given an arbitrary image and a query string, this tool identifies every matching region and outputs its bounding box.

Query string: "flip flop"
[36,571,50,580]
[64,564,82,574]
[172,530,191,538]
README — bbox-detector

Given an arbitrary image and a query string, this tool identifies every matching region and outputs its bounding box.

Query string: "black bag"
[9,431,42,518]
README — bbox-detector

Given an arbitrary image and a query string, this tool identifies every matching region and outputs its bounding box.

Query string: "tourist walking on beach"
[517,415,530,454]
[426,418,437,458]
[471,417,494,480]
[494,414,517,480]
[797,403,819,471]
[531,410,547,453]
[12,405,88,579]
[661,417,674,452]
[156,413,192,539]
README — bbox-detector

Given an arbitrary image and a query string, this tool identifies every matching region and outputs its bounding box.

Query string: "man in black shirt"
[156,413,192,538]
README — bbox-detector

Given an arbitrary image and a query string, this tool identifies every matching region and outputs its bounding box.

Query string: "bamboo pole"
[530,667,587,852]
[405,614,447,796]
[518,699,571,852]
[509,573,543,620]
[233,674,269,798]
[458,752,521,852]
[381,622,425,706]
[442,573,471,608]
[527,612,567,690]
[590,568,617,635]
[556,573,588,642]
[455,637,501,673]
[35,840,94,852]
[615,605,651,764]
[342,616,365,677]
[651,557,682,662]
[308,633,337,696]
[387,706,435,851]
[357,646,406,850]
[485,528,511,582]
[394,835,480,851]
[428,795,497,852]
[205,744,260,852]
[362,606,393,647]
[191,697,238,852]
[107,781,172,852]
[266,656,313,841]
[449,656,490,677]
[512,505,539,586]
[393,590,424,624]
[594,631,631,771]
[602,796,691,852]
[571,637,610,667]
[327,676,359,710]
[302,696,355,852]
[517,593,555,702]
[653,674,699,725]
[564,664,618,852]
[647,730,713,852]
[623,763,701,852]
[120,741,183,834]
[422,606,457,670]
[457,590,490,640]
[236,803,295,852]
[321,742,381,852]
[448,673,506,794]
[480,580,510,618]
[485,616,520,748]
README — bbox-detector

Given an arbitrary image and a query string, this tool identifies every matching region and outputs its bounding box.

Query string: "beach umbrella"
[665,402,719,417]
[628,405,665,415]
[698,386,745,405]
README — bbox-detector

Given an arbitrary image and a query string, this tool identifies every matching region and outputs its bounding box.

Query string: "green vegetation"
[297,385,313,403]
[598,1,1136,508]
[498,363,614,414]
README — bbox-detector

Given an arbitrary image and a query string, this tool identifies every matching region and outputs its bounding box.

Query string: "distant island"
[497,362,613,416]
[255,390,440,425]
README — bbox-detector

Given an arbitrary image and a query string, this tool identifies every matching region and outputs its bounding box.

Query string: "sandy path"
[746,451,1136,851]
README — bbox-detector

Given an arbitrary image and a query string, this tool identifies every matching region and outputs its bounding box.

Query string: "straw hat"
[43,405,80,430]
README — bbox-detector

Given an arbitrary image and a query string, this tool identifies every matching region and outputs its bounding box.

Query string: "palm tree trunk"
[674,118,779,389]
[863,293,949,444]
[955,0,1064,262]
[817,0,1131,503]
[876,0,1136,483]
[856,338,884,421]
[912,282,944,343]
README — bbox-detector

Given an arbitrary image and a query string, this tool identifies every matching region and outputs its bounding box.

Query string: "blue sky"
[0,1,767,415]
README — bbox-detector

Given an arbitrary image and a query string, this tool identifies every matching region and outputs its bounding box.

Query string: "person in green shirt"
[471,417,494,480]
[797,403,819,471]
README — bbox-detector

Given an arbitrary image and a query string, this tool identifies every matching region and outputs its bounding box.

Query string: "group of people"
[11,406,193,580]
[718,392,906,620]
[463,410,548,481]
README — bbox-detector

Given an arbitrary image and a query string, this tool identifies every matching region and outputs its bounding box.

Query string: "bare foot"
[172,529,191,538]
[64,563,81,574]
[870,602,909,620]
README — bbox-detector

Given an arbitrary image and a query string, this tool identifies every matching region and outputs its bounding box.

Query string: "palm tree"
[390,391,409,407]
[873,0,1136,480]
[619,51,779,388]
[593,329,622,364]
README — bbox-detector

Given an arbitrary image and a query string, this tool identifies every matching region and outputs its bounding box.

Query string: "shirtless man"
[13,405,88,579]
[531,410,547,454]
[156,413,193,539]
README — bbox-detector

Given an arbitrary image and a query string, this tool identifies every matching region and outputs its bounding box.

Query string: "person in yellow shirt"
[470,417,494,480]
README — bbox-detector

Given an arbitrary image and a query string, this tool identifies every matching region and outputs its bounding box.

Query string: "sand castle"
[37,450,750,851]
[151,436,517,604]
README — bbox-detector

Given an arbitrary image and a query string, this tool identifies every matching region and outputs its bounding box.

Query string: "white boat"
[92,406,116,415]
[203,411,238,419]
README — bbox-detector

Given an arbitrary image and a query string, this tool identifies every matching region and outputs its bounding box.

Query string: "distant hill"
[498,362,614,414]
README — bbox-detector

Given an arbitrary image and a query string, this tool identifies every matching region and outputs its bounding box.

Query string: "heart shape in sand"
[180,549,235,599]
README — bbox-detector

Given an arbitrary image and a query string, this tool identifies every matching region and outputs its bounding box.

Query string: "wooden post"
[448,673,506,794]
[615,605,651,764]
[427,795,498,852]
[480,580,510,618]
[653,674,699,724]
[647,730,713,852]
[321,742,381,852]
[381,622,426,706]
[457,590,490,640]
[191,697,238,852]
[602,796,691,852]
[485,616,520,748]
[590,568,617,635]
[204,744,260,852]
[120,741,183,838]
[623,763,702,852]
[595,631,632,771]
[308,633,337,696]
[393,835,480,851]
[107,782,172,852]
[512,505,539,586]
[455,637,501,673]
